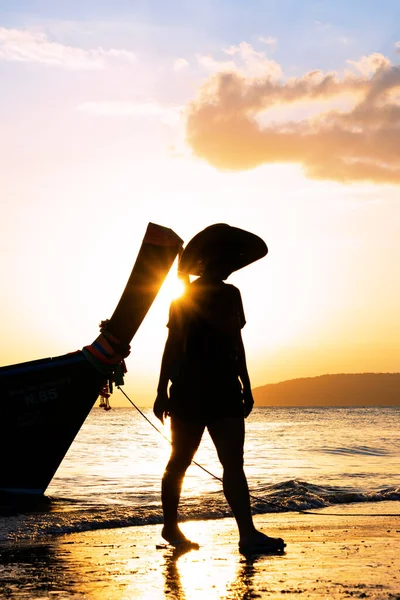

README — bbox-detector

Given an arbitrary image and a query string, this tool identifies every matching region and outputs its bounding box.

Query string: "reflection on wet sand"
[227,556,260,600]
[158,520,287,600]
[0,542,79,597]
[2,510,398,599]
[0,522,267,600]
[162,544,190,599]
[162,544,270,600]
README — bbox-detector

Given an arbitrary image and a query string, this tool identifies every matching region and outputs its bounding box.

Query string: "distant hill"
[252,373,400,407]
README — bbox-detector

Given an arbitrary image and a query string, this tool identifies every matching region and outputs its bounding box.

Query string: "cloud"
[258,36,277,47]
[77,100,182,125]
[173,58,189,71]
[197,53,237,73]
[395,41,400,53]
[186,48,400,184]
[347,53,391,76]
[0,27,136,70]
[198,41,282,80]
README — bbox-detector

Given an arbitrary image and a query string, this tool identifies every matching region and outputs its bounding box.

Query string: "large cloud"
[186,48,400,184]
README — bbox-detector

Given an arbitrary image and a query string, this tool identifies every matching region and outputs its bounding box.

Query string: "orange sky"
[1,3,399,406]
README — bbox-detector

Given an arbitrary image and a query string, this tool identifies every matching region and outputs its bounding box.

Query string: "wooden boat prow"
[0,223,183,496]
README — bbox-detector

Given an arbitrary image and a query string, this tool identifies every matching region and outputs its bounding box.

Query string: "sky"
[1,0,399,406]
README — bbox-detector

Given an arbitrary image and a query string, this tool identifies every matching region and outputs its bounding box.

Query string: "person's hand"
[153,391,170,424]
[242,388,254,418]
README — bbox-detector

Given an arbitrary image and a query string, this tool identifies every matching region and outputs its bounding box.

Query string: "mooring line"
[116,387,397,516]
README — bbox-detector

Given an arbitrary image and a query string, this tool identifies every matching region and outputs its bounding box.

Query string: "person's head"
[200,257,233,281]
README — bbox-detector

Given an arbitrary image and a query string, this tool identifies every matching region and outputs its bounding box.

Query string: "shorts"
[168,374,244,425]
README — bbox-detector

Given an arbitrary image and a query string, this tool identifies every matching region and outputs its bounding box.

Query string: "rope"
[116,387,399,517]
[117,386,223,483]
[117,386,283,508]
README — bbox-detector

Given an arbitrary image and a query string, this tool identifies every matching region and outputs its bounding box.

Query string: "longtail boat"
[0,223,183,496]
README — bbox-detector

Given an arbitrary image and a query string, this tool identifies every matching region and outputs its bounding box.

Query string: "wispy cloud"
[0,27,137,70]
[395,41,400,53]
[77,100,182,125]
[258,36,277,47]
[186,46,400,184]
[173,58,189,71]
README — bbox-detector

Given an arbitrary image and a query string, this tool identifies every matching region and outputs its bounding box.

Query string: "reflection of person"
[154,257,285,554]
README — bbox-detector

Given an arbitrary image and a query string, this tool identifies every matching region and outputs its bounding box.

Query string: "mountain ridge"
[252,372,400,407]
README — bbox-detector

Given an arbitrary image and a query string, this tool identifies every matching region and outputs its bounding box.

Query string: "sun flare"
[168,277,186,300]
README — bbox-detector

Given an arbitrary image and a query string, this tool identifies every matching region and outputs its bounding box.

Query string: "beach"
[1,407,399,598]
[1,502,399,599]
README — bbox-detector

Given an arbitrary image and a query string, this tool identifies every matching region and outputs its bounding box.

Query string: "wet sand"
[1,502,399,599]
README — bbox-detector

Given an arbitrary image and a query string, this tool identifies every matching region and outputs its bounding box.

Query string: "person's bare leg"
[208,417,285,552]
[161,416,204,545]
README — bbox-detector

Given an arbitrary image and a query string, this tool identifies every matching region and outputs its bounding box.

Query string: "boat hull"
[0,352,104,494]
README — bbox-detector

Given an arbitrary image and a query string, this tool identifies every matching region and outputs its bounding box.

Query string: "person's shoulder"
[223,282,239,291]
[169,294,189,312]
[170,285,196,313]
[168,294,190,330]
[219,283,243,308]
[222,282,241,296]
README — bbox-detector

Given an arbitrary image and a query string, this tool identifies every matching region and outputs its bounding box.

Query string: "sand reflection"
[0,520,282,599]
[160,542,278,600]
[159,520,262,600]
[162,545,245,600]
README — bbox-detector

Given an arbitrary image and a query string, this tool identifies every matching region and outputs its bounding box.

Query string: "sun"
[170,277,186,299]
[159,272,186,304]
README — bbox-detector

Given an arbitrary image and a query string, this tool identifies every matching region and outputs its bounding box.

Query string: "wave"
[319,445,391,456]
[248,479,400,512]
[1,479,399,542]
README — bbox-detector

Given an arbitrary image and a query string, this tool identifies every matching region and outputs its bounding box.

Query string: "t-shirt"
[168,279,245,362]
[166,278,246,419]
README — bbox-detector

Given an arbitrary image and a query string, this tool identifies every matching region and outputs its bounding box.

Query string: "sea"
[0,406,399,543]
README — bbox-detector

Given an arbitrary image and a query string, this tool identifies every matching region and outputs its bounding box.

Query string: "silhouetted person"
[154,256,285,554]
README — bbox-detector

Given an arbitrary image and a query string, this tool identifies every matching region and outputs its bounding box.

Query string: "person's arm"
[237,331,254,418]
[153,330,181,423]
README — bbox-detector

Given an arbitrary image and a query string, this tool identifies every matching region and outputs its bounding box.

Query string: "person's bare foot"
[161,525,199,548]
[239,530,285,554]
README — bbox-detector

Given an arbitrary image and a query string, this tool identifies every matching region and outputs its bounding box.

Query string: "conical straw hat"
[179,223,268,277]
